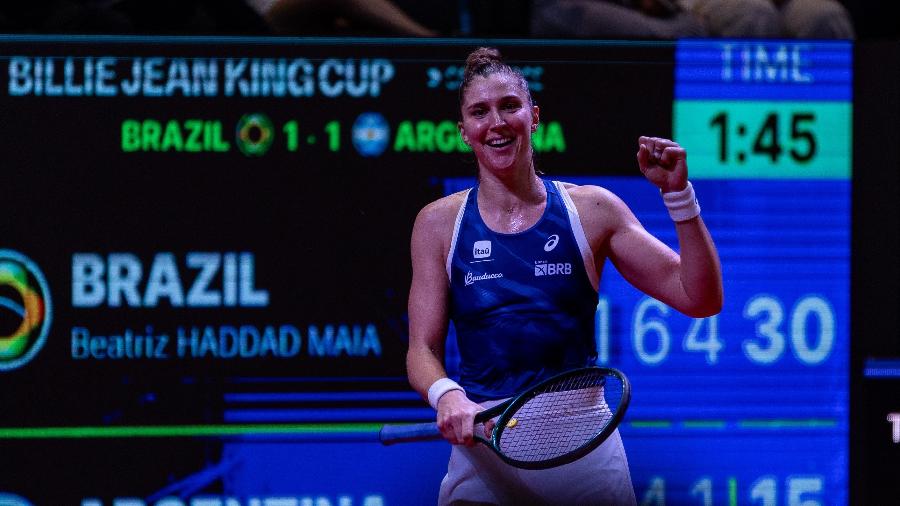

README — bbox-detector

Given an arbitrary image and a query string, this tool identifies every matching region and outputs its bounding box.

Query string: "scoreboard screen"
[0,36,855,505]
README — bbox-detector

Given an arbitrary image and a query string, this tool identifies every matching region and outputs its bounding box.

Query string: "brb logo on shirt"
[473,240,492,259]
[534,260,572,277]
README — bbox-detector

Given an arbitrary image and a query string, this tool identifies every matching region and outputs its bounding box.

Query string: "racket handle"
[379,422,441,445]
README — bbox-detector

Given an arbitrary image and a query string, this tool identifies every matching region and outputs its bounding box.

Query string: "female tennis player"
[406,47,723,504]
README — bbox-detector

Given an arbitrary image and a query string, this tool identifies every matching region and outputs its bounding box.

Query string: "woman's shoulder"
[555,181,627,211]
[414,189,470,230]
[411,190,471,257]
[553,180,635,241]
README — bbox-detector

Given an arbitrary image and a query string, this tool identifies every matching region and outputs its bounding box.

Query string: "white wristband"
[662,181,701,222]
[427,377,464,409]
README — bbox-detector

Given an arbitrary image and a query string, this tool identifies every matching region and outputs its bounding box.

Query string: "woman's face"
[458,73,539,175]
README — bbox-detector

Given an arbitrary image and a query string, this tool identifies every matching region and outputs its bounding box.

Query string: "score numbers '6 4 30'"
[594,294,836,367]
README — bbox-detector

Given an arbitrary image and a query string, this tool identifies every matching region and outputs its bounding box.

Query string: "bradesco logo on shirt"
[464,271,503,286]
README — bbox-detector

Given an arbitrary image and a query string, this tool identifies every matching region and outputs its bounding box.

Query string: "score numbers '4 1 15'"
[640,474,826,506]
[594,294,836,366]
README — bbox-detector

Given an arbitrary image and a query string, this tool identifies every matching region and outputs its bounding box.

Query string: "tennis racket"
[379,366,630,470]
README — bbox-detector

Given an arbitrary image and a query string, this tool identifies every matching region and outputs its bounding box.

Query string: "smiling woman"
[457,48,539,182]
[404,46,722,505]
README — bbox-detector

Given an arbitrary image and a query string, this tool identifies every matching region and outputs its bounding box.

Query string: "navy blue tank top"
[447,179,600,402]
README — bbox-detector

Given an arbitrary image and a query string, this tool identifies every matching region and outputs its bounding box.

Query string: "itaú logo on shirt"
[464,271,503,286]
[473,240,492,259]
[534,260,572,277]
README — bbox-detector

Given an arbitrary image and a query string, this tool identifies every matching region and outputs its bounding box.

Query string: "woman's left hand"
[636,136,688,193]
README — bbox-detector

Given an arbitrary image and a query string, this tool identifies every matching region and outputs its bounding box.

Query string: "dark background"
[0,2,898,504]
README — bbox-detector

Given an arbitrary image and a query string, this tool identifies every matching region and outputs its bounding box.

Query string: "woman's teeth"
[487,138,513,148]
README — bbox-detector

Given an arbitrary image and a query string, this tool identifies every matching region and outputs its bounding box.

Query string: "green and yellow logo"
[0,250,52,371]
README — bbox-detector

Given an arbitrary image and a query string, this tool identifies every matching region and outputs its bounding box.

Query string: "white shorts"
[438,399,637,506]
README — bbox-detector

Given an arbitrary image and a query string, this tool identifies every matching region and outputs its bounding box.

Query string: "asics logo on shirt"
[544,234,560,252]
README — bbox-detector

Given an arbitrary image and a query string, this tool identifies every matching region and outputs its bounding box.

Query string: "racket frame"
[479,366,630,470]
[379,366,631,470]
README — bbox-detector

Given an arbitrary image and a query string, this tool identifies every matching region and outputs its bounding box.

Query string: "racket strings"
[497,371,624,463]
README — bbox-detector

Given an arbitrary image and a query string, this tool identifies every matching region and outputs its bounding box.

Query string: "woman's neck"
[476,166,546,233]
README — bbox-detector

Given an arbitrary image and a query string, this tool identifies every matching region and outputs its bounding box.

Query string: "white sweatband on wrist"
[427,377,464,409]
[662,181,701,222]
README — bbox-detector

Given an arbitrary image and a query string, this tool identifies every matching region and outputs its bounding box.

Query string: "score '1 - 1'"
[283,120,341,152]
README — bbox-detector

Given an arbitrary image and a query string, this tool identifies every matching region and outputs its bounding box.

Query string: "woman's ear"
[458,121,470,145]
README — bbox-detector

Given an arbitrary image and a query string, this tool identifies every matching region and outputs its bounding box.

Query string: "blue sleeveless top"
[447,179,600,402]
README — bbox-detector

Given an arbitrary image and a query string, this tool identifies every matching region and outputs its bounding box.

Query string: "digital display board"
[0,36,856,505]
